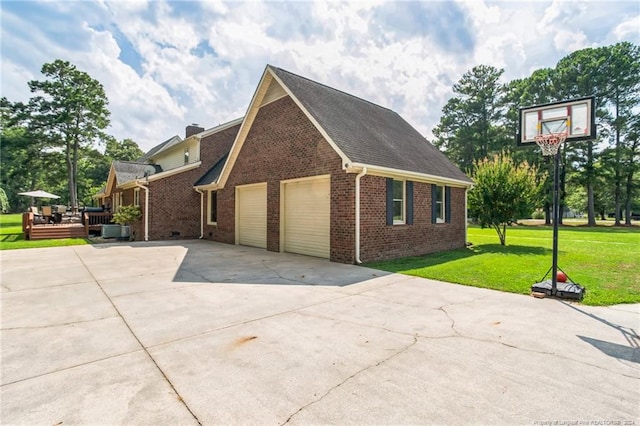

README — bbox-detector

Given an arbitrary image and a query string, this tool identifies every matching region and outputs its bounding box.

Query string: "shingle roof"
[139,135,182,162]
[269,66,472,183]
[194,154,228,187]
[113,161,160,184]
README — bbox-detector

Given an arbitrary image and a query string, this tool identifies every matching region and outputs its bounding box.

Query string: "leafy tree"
[564,185,587,216]
[0,98,53,212]
[25,60,110,210]
[433,65,508,171]
[504,69,557,224]
[105,137,144,162]
[599,42,640,225]
[622,114,640,224]
[468,152,545,245]
[0,187,9,213]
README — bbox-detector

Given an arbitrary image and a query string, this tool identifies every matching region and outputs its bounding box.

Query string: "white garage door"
[283,176,330,259]
[236,183,267,249]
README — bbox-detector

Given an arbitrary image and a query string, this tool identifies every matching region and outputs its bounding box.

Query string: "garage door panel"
[284,177,330,259]
[237,184,267,249]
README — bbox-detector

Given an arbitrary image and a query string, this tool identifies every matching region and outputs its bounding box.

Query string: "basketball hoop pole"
[551,149,560,294]
[519,97,593,300]
[530,131,585,300]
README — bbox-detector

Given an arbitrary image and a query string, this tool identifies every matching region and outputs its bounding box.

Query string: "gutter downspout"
[134,182,149,242]
[195,188,204,239]
[355,167,367,264]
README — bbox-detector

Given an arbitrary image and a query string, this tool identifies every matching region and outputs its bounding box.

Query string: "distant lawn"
[367,224,640,306]
[0,213,89,250]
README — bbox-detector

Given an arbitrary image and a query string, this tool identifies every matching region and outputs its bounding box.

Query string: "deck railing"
[86,212,114,226]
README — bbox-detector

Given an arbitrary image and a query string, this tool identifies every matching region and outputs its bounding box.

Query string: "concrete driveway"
[1,240,638,425]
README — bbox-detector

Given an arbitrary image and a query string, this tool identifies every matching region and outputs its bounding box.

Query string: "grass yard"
[367,224,640,306]
[0,213,89,250]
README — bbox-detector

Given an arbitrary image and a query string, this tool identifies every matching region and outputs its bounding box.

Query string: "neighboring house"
[98,119,242,241]
[192,65,473,263]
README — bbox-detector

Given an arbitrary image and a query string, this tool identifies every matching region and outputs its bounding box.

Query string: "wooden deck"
[22,212,114,240]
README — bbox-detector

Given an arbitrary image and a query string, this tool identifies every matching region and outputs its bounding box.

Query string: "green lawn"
[367,224,640,306]
[0,213,89,250]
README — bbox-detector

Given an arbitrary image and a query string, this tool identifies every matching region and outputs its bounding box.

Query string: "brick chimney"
[186,123,204,138]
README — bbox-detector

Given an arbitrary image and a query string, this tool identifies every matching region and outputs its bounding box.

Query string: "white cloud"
[553,29,589,53]
[1,0,635,151]
[613,15,640,41]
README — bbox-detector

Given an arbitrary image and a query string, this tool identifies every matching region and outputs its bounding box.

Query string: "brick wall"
[207,95,356,262]
[359,175,467,262]
[127,124,240,241]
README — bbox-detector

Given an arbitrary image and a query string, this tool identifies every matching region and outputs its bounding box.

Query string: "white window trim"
[436,185,445,224]
[393,179,405,225]
[207,190,217,225]
[134,188,140,207]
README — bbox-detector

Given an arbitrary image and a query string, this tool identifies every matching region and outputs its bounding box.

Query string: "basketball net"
[534,131,567,156]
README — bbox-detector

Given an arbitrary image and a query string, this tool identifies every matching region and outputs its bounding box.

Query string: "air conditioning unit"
[101,224,122,239]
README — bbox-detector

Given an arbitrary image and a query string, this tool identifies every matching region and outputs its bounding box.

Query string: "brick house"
[98,119,241,241]
[192,65,473,263]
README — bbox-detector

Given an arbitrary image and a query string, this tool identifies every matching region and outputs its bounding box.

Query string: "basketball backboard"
[517,96,596,146]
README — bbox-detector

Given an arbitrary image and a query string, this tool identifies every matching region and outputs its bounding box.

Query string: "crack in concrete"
[281,335,419,425]
[147,293,356,350]
[72,248,203,426]
[0,349,145,387]
[438,304,640,380]
[1,315,119,331]
[260,261,313,285]
[1,284,11,292]
[0,281,94,293]
[295,310,455,340]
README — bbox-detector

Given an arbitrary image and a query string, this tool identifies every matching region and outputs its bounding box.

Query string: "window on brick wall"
[432,185,451,224]
[386,178,413,226]
[393,180,405,224]
[134,188,140,207]
[208,191,217,225]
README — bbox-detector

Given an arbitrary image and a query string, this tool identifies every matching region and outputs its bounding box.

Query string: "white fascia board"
[217,66,355,189]
[193,182,219,191]
[267,66,352,169]
[146,161,202,182]
[348,162,474,188]
[117,161,202,189]
[199,117,244,138]
[104,163,117,196]
[217,67,273,188]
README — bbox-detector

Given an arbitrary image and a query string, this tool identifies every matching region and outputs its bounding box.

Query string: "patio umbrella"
[18,190,60,199]
[18,190,61,207]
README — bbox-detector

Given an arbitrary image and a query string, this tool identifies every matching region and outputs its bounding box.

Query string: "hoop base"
[535,132,567,156]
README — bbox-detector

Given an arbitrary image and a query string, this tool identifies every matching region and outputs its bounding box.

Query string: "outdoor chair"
[41,206,53,223]
[29,207,47,225]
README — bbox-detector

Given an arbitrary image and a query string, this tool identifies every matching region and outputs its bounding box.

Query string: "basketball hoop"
[534,132,567,156]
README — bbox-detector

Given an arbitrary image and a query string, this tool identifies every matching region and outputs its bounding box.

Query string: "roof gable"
[139,135,182,162]
[268,66,471,184]
[217,65,471,188]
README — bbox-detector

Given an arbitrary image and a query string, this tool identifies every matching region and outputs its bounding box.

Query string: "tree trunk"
[559,147,566,225]
[625,169,634,226]
[586,140,596,226]
[66,139,75,210]
[614,94,622,226]
[72,137,79,210]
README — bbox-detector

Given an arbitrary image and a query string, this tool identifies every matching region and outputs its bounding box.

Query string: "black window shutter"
[431,184,437,224]
[445,186,452,223]
[386,178,394,226]
[406,181,413,225]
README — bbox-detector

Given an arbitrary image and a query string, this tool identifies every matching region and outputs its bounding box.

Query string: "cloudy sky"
[1,0,638,153]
